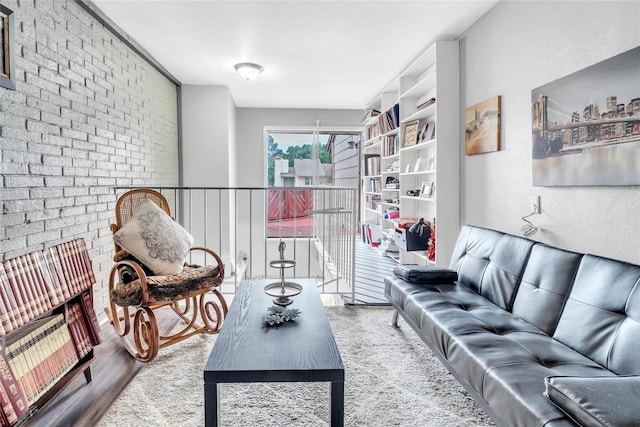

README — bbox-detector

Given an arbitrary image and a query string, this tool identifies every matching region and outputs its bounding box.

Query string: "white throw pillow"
[114,199,194,275]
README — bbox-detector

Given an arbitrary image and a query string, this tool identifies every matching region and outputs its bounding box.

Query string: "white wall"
[181,85,235,186]
[234,108,363,187]
[181,85,237,265]
[459,1,640,264]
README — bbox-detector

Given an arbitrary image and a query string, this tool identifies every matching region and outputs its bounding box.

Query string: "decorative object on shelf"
[263,305,301,326]
[406,189,420,197]
[266,241,302,306]
[413,157,422,172]
[532,45,640,186]
[426,156,435,171]
[402,120,420,147]
[420,181,433,198]
[417,97,436,111]
[385,176,399,189]
[427,219,436,262]
[465,95,501,155]
[0,4,16,90]
[419,121,436,142]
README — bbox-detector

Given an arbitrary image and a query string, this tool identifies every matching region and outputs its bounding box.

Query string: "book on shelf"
[368,177,381,193]
[377,103,400,134]
[0,349,28,426]
[67,302,93,360]
[417,97,436,111]
[5,314,79,406]
[55,239,95,297]
[362,109,381,123]
[366,123,380,141]
[363,154,381,176]
[42,248,71,302]
[1,261,32,328]
[361,223,382,247]
[79,292,102,346]
[382,135,399,157]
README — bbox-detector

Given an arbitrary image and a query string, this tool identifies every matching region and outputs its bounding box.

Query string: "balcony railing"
[114,186,357,301]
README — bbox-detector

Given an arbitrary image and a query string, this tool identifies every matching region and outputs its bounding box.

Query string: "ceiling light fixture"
[234,62,264,80]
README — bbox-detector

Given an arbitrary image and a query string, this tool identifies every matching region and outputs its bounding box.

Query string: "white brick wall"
[0,0,180,310]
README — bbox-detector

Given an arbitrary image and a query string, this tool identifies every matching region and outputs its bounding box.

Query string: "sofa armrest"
[545,375,640,427]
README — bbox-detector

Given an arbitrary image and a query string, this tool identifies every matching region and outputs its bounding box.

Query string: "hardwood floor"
[27,309,178,427]
[343,240,396,305]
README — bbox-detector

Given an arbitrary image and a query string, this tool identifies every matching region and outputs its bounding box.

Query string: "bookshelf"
[361,40,459,266]
[0,239,101,426]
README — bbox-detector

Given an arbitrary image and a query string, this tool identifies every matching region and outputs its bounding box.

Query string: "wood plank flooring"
[343,240,396,305]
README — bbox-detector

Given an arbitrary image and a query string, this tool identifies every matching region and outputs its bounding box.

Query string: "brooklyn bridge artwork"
[531,45,640,186]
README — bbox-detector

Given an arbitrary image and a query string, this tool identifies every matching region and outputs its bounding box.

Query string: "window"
[265,128,361,238]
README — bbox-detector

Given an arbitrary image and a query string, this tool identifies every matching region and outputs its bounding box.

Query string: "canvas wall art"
[531,46,640,186]
[464,96,501,155]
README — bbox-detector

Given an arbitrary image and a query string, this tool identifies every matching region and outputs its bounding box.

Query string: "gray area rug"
[97,306,494,426]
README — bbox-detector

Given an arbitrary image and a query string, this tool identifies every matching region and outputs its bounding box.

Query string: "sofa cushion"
[393,265,458,283]
[113,199,194,275]
[545,376,640,427]
[553,255,640,374]
[448,225,535,310]
[511,244,582,335]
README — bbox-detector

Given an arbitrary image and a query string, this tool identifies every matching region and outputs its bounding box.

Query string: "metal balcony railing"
[113,186,357,301]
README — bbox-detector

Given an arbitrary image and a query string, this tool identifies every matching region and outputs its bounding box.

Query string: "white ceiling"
[92,0,498,109]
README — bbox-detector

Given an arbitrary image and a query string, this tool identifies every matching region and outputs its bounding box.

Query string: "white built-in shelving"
[360,41,460,266]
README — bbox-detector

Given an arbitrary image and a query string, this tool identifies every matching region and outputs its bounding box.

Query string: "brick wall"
[0,0,180,310]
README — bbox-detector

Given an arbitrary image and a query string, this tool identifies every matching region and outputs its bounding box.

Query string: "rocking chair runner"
[105,189,228,362]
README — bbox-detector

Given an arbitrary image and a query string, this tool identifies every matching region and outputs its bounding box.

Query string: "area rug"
[97,307,495,426]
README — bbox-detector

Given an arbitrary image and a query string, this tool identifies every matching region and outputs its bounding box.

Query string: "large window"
[265,128,361,238]
[267,131,332,188]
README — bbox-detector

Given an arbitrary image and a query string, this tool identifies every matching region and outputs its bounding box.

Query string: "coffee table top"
[204,278,344,383]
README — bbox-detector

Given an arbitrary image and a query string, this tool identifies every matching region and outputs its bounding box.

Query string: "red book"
[0,385,15,426]
[1,260,34,326]
[25,253,53,315]
[67,304,92,360]
[79,292,102,345]
[0,351,24,425]
[54,243,80,297]
[42,249,69,302]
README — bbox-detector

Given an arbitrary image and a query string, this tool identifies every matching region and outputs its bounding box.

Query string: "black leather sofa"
[385,225,640,427]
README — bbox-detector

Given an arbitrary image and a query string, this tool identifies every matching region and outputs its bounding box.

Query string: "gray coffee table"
[204,278,344,426]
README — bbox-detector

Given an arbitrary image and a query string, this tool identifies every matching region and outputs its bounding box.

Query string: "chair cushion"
[111,265,222,306]
[113,199,194,275]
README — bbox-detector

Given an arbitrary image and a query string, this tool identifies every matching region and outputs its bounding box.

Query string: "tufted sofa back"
[449,225,534,311]
[511,244,583,335]
[553,254,640,375]
[450,225,640,375]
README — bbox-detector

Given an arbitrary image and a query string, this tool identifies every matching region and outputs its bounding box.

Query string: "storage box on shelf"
[361,40,459,267]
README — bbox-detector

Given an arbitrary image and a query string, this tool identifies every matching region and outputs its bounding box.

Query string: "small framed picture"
[402,120,420,147]
[414,158,422,172]
[420,181,433,198]
[405,164,411,173]
[419,121,435,142]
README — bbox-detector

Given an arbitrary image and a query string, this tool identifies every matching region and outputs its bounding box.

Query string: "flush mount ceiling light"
[234,62,264,80]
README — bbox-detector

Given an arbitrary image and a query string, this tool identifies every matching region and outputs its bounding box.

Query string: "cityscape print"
[531,46,640,186]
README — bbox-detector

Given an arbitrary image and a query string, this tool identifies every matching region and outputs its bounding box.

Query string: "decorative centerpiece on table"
[263,240,302,307]
[263,305,301,326]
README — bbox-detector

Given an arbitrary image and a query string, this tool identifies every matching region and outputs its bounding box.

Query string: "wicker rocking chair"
[105,189,228,362]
